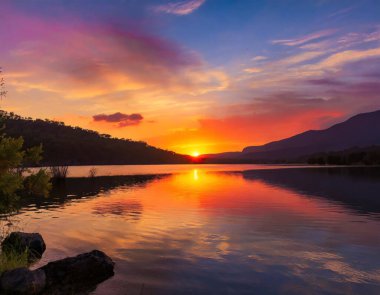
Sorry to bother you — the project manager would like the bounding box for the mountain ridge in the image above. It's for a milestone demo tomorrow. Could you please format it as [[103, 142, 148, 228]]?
[[205, 109, 380, 162]]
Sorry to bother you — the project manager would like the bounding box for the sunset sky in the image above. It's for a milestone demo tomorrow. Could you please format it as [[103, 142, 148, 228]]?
[[1, 0, 380, 155]]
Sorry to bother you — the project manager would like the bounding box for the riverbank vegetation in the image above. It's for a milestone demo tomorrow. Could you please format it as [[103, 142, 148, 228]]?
[[0, 70, 51, 274], [0, 117, 51, 202], [307, 146, 380, 165]]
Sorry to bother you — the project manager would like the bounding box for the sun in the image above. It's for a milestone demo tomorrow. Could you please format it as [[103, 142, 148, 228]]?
[[192, 151, 200, 157]]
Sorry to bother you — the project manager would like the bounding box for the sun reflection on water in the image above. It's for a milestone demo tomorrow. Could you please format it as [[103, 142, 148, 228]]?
[[193, 169, 199, 181], [14, 168, 380, 295]]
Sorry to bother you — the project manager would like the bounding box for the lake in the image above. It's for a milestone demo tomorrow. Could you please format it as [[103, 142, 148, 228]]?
[[6, 165, 380, 294]]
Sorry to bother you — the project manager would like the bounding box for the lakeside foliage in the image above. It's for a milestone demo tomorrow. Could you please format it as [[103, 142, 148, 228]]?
[[0, 123, 50, 274], [0, 248, 29, 274], [0, 70, 51, 274], [0, 116, 51, 204], [198, 146, 380, 165], [307, 146, 380, 165]]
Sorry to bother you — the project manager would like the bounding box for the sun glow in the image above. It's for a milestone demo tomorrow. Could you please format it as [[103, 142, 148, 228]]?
[[192, 151, 200, 157]]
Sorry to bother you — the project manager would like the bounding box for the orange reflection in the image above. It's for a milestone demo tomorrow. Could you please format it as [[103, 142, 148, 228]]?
[[19, 168, 380, 292], [193, 169, 199, 181]]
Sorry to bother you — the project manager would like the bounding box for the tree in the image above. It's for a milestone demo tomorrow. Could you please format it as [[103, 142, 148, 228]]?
[[0, 68, 7, 103], [0, 69, 51, 210]]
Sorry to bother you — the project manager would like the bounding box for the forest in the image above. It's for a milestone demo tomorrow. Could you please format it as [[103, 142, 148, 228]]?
[[307, 146, 380, 165], [1, 111, 190, 166]]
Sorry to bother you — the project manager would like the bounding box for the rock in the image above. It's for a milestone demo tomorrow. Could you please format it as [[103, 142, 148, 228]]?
[[1, 232, 46, 260], [0, 249, 114, 294], [41, 250, 115, 294], [0, 267, 46, 294]]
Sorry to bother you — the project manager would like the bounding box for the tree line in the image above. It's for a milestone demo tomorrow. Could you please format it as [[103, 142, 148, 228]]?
[[307, 146, 380, 165], [1, 110, 190, 165]]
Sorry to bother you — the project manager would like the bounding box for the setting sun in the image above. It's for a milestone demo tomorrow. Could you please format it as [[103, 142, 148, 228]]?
[[192, 151, 200, 157], [1, 1, 380, 294]]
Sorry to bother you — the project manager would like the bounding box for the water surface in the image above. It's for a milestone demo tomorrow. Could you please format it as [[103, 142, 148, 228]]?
[[7, 165, 380, 294]]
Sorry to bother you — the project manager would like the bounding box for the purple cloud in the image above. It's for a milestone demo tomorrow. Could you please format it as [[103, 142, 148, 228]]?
[[93, 112, 143, 127], [307, 78, 346, 86]]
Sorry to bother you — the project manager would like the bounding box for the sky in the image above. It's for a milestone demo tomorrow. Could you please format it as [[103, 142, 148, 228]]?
[[1, 0, 380, 155]]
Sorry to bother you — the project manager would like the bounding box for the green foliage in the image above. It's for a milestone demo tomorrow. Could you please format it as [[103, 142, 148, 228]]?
[[24, 169, 52, 197], [0, 172, 23, 200], [24, 144, 43, 166], [0, 247, 29, 274], [0, 70, 51, 201], [0, 68, 7, 102], [0, 70, 48, 274], [0, 136, 24, 171], [0, 136, 25, 199], [0, 133, 50, 199]]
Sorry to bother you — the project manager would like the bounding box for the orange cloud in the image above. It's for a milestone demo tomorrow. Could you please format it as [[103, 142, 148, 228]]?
[[147, 79, 380, 154], [315, 47, 380, 71], [2, 7, 380, 157]]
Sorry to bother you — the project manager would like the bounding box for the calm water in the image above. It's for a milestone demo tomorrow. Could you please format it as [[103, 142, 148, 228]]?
[[7, 165, 380, 294]]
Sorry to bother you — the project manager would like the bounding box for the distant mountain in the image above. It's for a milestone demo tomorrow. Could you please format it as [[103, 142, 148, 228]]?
[[1, 111, 190, 165], [204, 110, 380, 163]]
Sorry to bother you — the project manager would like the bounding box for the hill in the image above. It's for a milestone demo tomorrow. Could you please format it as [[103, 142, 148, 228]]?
[[204, 109, 380, 163], [1, 111, 190, 165]]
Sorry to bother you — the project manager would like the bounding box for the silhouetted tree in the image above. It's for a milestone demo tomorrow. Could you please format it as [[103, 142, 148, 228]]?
[[0, 69, 51, 205]]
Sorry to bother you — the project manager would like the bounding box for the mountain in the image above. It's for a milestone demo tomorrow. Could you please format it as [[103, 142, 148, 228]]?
[[204, 110, 380, 163], [1, 111, 190, 165]]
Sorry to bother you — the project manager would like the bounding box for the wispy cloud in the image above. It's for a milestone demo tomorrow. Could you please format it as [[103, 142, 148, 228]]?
[[277, 51, 325, 66], [243, 67, 262, 74], [272, 29, 337, 47], [314, 47, 380, 71], [337, 27, 380, 47], [251, 56, 267, 62], [155, 0, 206, 15], [328, 6, 355, 18]]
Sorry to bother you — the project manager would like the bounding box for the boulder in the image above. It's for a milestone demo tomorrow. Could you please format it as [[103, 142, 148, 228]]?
[[0, 267, 46, 294], [41, 250, 115, 294], [0, 247, 114, 294], [1, 232, 46, 260]]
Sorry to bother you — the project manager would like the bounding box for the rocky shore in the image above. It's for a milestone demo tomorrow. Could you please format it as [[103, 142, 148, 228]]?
[[0, 232, 115, 294]]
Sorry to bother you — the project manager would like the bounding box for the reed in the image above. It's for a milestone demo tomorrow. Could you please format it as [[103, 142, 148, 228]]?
[[0, 248, 29, 274], [49, 166, 69, 179], [88, 167, 97, 178]]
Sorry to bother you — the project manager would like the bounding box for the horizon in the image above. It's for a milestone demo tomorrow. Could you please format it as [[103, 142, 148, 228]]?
[[1, 0, 380, 156]]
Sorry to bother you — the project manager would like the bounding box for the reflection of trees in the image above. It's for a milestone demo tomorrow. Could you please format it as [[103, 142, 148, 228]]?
[[92, 200, 143, 220], [243, 167, 380, 215], [18, 175, 167, 211]]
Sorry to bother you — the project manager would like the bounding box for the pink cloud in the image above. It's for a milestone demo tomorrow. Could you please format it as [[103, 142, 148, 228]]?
[[154, 0, 206, 15], [1, 7, 226, 99]]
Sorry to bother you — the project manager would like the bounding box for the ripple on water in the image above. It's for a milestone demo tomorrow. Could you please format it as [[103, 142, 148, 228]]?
[[11, 167, 380, 295]]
